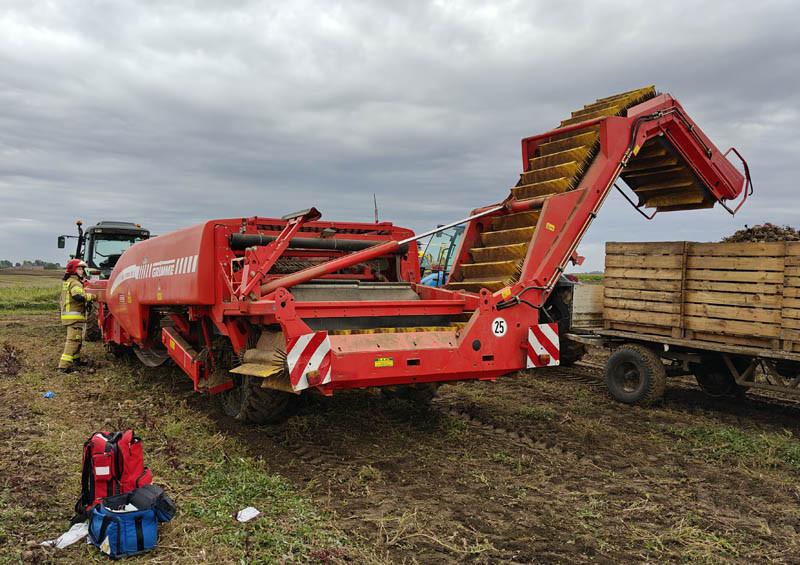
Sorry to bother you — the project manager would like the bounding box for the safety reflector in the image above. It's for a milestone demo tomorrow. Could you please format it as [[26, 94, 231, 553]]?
[[526, 323, 560, 368], [286, 332, 332, 391]]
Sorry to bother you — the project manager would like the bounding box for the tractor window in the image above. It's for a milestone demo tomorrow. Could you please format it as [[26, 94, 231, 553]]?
[[420, 226, 464, 276], [88, 235, 146, 270]]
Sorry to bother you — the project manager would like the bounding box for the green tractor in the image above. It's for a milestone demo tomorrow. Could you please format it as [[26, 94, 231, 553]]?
[[58, 220, 150, 341], [58, 220, 150, 280]]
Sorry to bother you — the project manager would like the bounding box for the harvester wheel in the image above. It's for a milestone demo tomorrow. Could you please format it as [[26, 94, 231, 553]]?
[[605, 343, 666, 405], [105, 342, 130, 360], [219, 376, 298, 424], [382, 383, 439, 404], [133, 345, 169, 367]]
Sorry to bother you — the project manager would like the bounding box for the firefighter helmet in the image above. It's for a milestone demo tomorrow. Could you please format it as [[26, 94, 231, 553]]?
[[65, 259, 88, 275]]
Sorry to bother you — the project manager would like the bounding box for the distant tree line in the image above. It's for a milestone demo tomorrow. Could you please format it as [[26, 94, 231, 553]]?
[[0, 259, 63, 269]]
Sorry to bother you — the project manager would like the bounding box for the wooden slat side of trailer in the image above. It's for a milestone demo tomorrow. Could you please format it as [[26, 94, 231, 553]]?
[[603, 241, 798, 351]]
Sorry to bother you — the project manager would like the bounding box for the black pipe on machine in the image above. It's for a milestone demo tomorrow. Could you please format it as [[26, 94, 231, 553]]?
[[229, 234, 409, 253]]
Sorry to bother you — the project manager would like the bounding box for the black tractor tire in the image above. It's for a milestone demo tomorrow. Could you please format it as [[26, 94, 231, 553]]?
[[83, 305, 101, 342], [605, 343, 667, 405], [692, 355, 749, 398], [219, 376, 299, 424], [382, 383, 439, 404], [105, 342, 131, 360]]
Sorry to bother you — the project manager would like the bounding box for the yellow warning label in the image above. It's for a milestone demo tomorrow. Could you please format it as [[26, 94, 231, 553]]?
[[169, 339, 176, 350], [633, 144, 641, 156], [374, 357, 394, 368], [546, 222, 556, 232], [501, 287, 512, 299]]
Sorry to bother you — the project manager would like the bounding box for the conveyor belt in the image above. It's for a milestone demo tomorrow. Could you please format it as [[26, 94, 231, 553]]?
[[446, 85, 713, 294]]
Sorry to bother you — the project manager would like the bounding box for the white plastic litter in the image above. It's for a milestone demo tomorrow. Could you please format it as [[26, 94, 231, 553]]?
[[40, 521, 89, 549], [236, 506, 261, 522]]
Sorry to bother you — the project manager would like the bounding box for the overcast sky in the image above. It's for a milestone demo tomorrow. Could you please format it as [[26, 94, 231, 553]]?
[[1, 1, 798, 270]]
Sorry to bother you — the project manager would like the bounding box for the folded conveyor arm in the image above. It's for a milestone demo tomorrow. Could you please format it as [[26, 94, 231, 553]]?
[[446, 87, 751, 306]]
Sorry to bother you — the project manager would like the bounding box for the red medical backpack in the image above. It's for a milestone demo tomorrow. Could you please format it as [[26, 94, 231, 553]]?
[[74, 430, 153, 520]]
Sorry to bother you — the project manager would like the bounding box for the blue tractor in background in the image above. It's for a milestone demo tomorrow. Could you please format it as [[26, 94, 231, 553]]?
[[419, 225, 465, 287], [418, 223, 586, 365]]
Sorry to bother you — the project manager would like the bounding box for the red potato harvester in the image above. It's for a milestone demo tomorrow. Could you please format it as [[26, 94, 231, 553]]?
[[86, 86, 751, 423]]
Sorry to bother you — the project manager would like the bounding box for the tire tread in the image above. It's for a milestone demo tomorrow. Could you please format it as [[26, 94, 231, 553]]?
[[224, 377, 297, 424], [605, 343, 666, 405]]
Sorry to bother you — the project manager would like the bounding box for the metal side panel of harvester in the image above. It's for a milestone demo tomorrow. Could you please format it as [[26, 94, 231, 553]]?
[[97, 86, 751, 423]]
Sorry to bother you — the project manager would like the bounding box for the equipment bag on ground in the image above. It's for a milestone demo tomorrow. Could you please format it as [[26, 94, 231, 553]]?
[[88, 485, 175, 559], [105, 484, 177, 523], [88, 503, 158, 559], [74, 429, 153, 521]]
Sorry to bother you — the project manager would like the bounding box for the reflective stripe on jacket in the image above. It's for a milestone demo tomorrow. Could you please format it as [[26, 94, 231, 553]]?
[[60, 276, 88, 324]]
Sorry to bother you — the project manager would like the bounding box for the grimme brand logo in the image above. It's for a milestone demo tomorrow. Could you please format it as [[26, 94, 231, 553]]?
[[109, 255, 198, 295]]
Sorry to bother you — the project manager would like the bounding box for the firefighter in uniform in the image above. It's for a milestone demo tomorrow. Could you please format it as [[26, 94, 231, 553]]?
[[58, 259, 96, 372]]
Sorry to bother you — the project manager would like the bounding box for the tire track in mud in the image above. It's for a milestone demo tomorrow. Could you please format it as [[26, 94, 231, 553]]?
[[429, 396, 593, 466], [240, 391, 606, 563], [215, 362, 800, 563]]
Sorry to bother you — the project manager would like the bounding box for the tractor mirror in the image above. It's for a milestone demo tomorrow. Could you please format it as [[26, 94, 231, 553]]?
[[57, 236, 65, 249]]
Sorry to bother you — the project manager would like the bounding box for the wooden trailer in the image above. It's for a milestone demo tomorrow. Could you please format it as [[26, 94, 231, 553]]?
[[568, 241, 800, 404]]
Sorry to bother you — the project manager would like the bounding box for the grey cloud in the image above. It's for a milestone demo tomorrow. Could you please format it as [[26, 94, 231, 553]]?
[[0, 0, 798, 271]]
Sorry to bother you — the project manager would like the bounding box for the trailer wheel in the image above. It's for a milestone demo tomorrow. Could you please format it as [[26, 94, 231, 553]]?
[[605, 344, 666, 405], [775, 360, 800, 380], [219, 376, 298, 424], [692, 356, 749, 398], [382, 383, 439, 404]]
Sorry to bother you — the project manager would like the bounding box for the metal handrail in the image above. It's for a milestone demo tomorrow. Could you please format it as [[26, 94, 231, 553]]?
[[721, 146, 753, 215]]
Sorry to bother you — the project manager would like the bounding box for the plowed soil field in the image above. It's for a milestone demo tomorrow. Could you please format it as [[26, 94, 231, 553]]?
[[2, 313, 800, 563]]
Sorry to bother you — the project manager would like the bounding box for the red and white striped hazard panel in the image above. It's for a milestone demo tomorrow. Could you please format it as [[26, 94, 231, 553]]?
[[526, 323, 560, 368], [286, 332, 332, 391]]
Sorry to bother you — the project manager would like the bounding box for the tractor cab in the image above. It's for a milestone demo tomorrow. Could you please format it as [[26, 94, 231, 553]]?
[[419, 224, 464, 287], [58, 220, 150, 279]]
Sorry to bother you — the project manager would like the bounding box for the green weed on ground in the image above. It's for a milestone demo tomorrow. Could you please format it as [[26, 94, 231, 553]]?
[[0, 285, 59, 312], [639, 514, 738, 562], [519, 405, 557, 423], [185, 457, 350, 562], [665, 424, 800, 471], [0, 319, 380, 564], [575, 273, 603, 284]]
